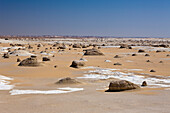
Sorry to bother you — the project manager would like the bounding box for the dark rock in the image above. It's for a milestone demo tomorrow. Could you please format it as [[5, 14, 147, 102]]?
[[113, 62, 122, 65], [138, 49, 145, 53], [42, 57, 50, 61], [145, 54, 150, 56], [28, 45, 33, 49], [159, 44, 169, 48], [17, 58, 21, 62], [146, 60, 150, 62], [150, 69, 156, 72], [82, 45, 88, 48], [141, 81, 147, 86], [156, 50, 162, 53], [159, 61, 163, 63], [107, 80, 140, 92], [114, 55, 121, 58], [37, 44, 43, 47], [31, 55, 37, 58], [132, 54, 137, 56], [58, 44, 66, 49], [70, 60, 85, 68], [3, 53, 9, 58]]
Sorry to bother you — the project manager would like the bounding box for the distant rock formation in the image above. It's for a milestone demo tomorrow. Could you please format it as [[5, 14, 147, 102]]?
[[72, 44, 81, 48], [83, 48, 104, 55], [119, 44, 132, 49]]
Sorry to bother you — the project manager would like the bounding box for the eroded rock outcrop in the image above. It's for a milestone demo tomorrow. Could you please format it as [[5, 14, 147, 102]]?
[[83, 48, 104, 55], [107, 80, 140, 92]]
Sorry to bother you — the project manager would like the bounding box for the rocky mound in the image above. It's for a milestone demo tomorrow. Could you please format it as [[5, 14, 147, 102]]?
[[83, 48, 104, 55], [18, 57, 41, 67], [107, 80, 140, 92], [56, 77, 80, 84], [70, 60, 85, 68]]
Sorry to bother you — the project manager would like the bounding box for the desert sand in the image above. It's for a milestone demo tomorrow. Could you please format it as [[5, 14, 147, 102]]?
[[0, 37, 170, 113]]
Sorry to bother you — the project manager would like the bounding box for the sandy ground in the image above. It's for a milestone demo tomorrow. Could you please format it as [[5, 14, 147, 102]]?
[[0, 38, 170, 113]]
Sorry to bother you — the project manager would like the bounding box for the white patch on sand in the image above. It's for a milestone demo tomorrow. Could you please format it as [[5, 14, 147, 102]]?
[[124, 69, 143, 71], [0, 46, 26, 55], [160, 58, 170, 60], [0, 39, 13, 43], [126, 60, 133, 62], [81, 66, 99, 69], [72, 52, 84, 55], [133, 46, 170, 52], [81, 66, 119, 70], [104, 60, 111, 62], [50, 51, 56, 53], [40, 52, 53, 56], [101, 46, 120, 48], [0, 75, 14, 90], [10, 87, 84, 95], [79, 67, 170, 88], [9, 50, 34, 56]]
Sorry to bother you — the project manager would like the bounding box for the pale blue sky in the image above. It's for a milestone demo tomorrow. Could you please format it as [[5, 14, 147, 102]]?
[[0, 0, 170, 37]]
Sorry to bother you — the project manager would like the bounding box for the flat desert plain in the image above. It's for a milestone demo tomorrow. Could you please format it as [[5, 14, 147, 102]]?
[[0, 37, 170, 113]]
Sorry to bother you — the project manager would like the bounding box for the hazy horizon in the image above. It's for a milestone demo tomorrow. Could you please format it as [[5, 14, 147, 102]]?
[[0, 0, 170, 37]]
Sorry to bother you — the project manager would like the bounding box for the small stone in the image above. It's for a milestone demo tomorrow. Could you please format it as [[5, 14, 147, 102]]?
[[42, 57, 50, 61], [114, 55, 121, 58], [113, 62, 122, 65], [146, 60, 150, 62], [17, 58, 21, 62], [141, 81, 147, 86], [150, 69, 156, 72], [3, 53, 9, 58], [132, 54, 137, 56], [138, 49, 145, 53], [145, 54, 150, 56], [159, 61, 163, 63]]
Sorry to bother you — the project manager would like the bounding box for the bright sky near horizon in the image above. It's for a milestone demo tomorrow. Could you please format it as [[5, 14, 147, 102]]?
[[0, 0, 170, 37]]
